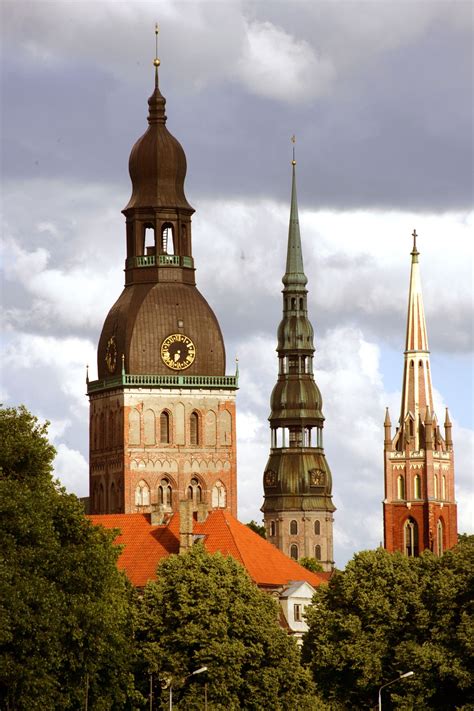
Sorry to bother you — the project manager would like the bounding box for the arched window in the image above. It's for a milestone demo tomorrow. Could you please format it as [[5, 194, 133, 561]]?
[[290, 544, 298, 560], [404, 518, 419, 557], [135, 480, 150, 507], [270, 521, 276, 537], [161, 223, 174, 255], [187, 477, 202, 503], [437, 519, 444, 556], [98, 482, 105, 513], [314, 520, 321, 535], [290, 520, 298, 535], [211, 480, 226, 508], [144, 225, 155, 255], [159, 478, 172, 508], [397, 475, 405, 500], [433, 473, 438, 499], [413, 474, 421, 499], [442, 475, 447, 500], [315, 544, 321, 560], [299, 297, 303, 310], [160, 411, 170, 444], [190, 412, 199, 445]]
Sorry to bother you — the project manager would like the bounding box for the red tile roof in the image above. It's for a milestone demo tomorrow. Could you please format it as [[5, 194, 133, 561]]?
[[88, 509, 325, 589]]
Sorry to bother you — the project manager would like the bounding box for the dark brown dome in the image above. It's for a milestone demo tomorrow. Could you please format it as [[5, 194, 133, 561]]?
[[97, 282, 225, 378], [123, 82, 193, 212]]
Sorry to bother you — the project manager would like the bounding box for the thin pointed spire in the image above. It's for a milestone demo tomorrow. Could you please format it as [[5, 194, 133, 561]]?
[[384, 407, 391, 426], [283, 136, 307, 288], [148, 23, 166, 124]]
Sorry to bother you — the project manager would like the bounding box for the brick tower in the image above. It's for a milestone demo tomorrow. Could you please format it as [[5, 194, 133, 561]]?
[[87, 35, 237, 517], [261, 154, 335, 572], [383, 231, 457, 555]]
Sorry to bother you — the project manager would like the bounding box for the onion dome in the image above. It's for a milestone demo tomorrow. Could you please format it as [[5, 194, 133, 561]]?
[[124, 65, 193, 212]]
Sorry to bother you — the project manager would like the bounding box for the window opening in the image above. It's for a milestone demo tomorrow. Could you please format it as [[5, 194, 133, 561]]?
[[144, 225, 155, 256], [270, 521, 276, 537], [414, 474, 421, 499], [160, 411, 170, 444], [190, 412, 199, 445], [315, 544, 321, 560], [404, 518, 419, 557], [290, 520, 298, 535], [161, 223, 174, 255], [397, 475, 405, 500], [290, 544, 298, 560], [314, 520, 320, 536], [294, 604, 302, 622]]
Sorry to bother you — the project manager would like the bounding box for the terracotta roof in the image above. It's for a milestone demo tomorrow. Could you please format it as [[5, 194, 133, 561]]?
[[88, 509, 325, 589]]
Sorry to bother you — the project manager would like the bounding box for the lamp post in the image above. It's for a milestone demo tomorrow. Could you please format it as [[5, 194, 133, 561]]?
[[378, 671, 414, 711], [169, 666, 208, 711]]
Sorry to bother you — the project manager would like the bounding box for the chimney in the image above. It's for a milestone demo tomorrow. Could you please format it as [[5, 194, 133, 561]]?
[[179, 499, 194, 554]]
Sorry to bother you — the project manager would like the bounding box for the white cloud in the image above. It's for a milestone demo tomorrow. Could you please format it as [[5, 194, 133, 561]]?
[[53, 443, 89, 498], [237, 20, 335, 102]]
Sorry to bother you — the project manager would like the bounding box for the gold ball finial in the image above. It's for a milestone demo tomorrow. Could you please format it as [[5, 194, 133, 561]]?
[[291, 134, 296, 165], [153, 58, 160, 67]]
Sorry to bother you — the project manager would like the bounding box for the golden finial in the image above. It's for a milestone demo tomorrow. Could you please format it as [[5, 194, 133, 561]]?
[[86, 364, 89, 385], [153, 23, 160, 68], [291, 134, 296, 165]]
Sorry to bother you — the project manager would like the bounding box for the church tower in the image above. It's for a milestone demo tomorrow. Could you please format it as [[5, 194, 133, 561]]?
[[383, 231, 457, 556], [87, 33, 237, 518], [261, 154, 335, 572]]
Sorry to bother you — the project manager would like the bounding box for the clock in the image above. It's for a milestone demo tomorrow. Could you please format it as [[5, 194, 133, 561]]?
[[105, 336, 117, 373], [161, 333, 196, 371]]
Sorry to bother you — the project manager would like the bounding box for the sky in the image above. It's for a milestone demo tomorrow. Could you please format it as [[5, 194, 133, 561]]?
[[1, 0, 473, 567]]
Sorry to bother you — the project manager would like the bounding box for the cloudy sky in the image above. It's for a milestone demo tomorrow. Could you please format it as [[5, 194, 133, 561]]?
[[1, 0, 472, 566]]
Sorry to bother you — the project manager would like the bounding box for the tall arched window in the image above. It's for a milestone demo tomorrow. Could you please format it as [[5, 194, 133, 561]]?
[[187, 477, 202, 503], [314, 520, 321, 535], [442, 475, 447, 500], [404, 518, 419, 557], [290, 544, 298, 560], [159, 478, 172, 508], [315, 545, 321, 560], [160, 411, 170, 444], [413, 474, 421, 499], [161, 223, 174, 255], [135, 480, 150, 507], [397, 475, 405, 500], [190, 412, 199, 445], [433, 473, 438, 499], [211, 481, 226, 508], [144, 225, 155, 255], [437, 519, 444, 556], [290, 520, 298, 535], [270, 521, 276, 537]]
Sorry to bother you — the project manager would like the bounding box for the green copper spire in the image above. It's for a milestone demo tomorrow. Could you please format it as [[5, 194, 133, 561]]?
[[283, 160, 308, 289]]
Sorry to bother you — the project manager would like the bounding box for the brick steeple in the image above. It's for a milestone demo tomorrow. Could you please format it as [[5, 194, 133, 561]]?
[[262, 155, 335, 572], [383, 232, 457, 557]]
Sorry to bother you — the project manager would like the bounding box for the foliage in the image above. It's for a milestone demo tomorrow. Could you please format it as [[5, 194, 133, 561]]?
[[245, 519, 267, 538], [135, 544, 318, 710], [302, 542, 474, 710], [299, 556, 324, 573], [0, 405, 137, 710]]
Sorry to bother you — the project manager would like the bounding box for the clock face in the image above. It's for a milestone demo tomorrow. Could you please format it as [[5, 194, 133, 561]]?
[[161, 333, 196, 371], [105, 336, 117, 373]]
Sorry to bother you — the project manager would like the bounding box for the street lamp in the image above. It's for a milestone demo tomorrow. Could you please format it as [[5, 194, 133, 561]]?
[[378, 671, 414, 711], [169, 666, 208, 711]]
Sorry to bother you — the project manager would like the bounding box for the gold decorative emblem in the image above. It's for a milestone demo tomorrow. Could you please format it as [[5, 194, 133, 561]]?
[[161, 333, 196, 371], [105, 336, 117, 373], [309, 468, 325, 486], [265, 470, 277, 486]]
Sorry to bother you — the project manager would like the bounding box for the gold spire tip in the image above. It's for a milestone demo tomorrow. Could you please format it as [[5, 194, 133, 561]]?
[[291, 134, 296, 165], [153, 22, 160, 67]]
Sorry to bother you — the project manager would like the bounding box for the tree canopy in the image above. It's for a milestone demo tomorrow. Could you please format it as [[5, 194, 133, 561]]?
[[135, 544, 317, 710], [0, 405, 136, 710], [302, 541, 474, 710]]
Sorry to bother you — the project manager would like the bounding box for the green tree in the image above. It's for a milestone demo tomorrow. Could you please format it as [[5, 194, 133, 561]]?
[[135, 544, 318, 710], [299, 556, 324, 573], [0, 405, 137, 710], [302, 543, 474, 710], [245, 519, 266, 538]]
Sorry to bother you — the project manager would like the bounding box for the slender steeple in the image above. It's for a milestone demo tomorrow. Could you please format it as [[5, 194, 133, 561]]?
[[262, 145, 335, 572], [398, 230, 434, 444], [383, 232, 457, 558]]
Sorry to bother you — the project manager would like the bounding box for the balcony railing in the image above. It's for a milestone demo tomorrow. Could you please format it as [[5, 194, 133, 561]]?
[[125, 255, 194, 269], [87, 372, 238, 394]]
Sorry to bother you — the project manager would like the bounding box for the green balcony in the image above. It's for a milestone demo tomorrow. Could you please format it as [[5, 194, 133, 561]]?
[[125, 255, 194, 269], [87, 372, 238, 394]]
